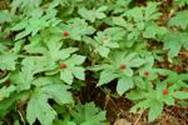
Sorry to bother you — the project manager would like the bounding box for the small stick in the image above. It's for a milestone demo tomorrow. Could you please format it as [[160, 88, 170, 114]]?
[[133, 111, 144, 125]]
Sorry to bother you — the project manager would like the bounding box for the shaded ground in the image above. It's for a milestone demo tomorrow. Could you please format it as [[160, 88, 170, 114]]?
[[76, 76, 188, 125]]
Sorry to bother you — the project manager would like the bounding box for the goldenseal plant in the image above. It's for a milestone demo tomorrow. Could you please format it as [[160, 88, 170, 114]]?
[[0, 0, 188, 124]]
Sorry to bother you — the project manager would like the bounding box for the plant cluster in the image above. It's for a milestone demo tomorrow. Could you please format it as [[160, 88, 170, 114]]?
[[0, 0, 188, 124]]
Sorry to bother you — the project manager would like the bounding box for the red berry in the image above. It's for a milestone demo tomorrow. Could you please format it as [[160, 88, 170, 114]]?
[[119, 64, 126, 70], [63, 31, 69, 37], [162, 89, 168, 95], [175, 65, 184, 73], [59, 63, 67, 69], [144, 71, 149, 77]]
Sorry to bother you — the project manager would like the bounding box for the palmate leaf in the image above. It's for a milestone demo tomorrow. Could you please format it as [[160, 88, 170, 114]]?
[[129, 99, 164, 122], [24, 35, 48, 54], [61, 18, 95, 41], [144, 2, 161, 21], [0, 53, 18, 71], [78, 6, 107, 23], [123, 2, 160, 22], [94, 27, 125, 57], [41, 84, 74, 105], [27, 81, 73, 125], [11, 56, 56, 91], [46, 37, 78, 61], [162, 32, 188, 58], [168, 10, 188, 29], [96, 51, 146, 87], [12, 7, 60, 40], [71, 102, 106, 125], [11, 0, 42, 14], [60, 54, 86, 85], [143, 23, 167, 39], [27, 91, 56, 125]]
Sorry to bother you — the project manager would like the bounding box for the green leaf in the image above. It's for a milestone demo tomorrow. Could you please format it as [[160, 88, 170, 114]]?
[[128, 57, 145, 68], [27, 82, 73, 125], [46, 37, 78, 61], [112, 17, 127, 28], [26, 91, 57, 125], [164, 96, 175, 105], [130, 100, 151, 113], [174, 91, 188, 99], [97, 46, 110, 57], [98, 70, 119, 86], [54, 120, 76, 125], [94, 27, 124, 57], [65, 55, 86, 66], [72, 67, 85, 80], [13, 69, 33, 91], [41, 84, 73, 104], [59, 54, 85, 84], [24, 35, 48, 54], [58, 48, 78, 60], [13, 56, 56, 91], [143, 23, 167, 39], [12, 9, 60, 40], [148, 101, 163, 122], [162, 32, 188, 58], [144, 2, 161, 21], [0, 10, 12, 23], [60, 69, 74, 85], [78, 6, 106, 23], [0, 53, 18, 71], [168, 10, 188, 29], [0, 96, 16, 118], [133, 77, 147, 89], [175, 0, 188, 6], [127, 89, 147, 100], [117, 77, 134, 96], [0, 86, 16, 101], [71, 102, 106, 125], [62, 18, 95, 41]]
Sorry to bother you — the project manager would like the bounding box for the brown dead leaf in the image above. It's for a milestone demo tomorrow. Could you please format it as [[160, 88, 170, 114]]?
[[114, 119, 131, 125]]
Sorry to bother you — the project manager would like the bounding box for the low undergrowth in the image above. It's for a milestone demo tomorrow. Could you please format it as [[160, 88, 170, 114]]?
[[0, 0, 188, 125]]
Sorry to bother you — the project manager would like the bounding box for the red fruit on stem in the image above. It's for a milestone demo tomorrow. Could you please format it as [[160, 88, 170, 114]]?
[[144, 71, 149, 77], [59, 63, 67, 69], [119, 64, 126, 70], [63, 31, 69, 37], [175, 65, 183, 73], [163, 89, 168, 95]]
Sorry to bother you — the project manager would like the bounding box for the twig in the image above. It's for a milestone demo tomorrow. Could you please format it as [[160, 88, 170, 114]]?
[[17, 110, 25, 125], [133, 111, 144, 125]]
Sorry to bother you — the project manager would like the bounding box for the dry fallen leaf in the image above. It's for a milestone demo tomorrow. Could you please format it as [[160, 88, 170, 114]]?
[[114, 118, 131, 125]]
